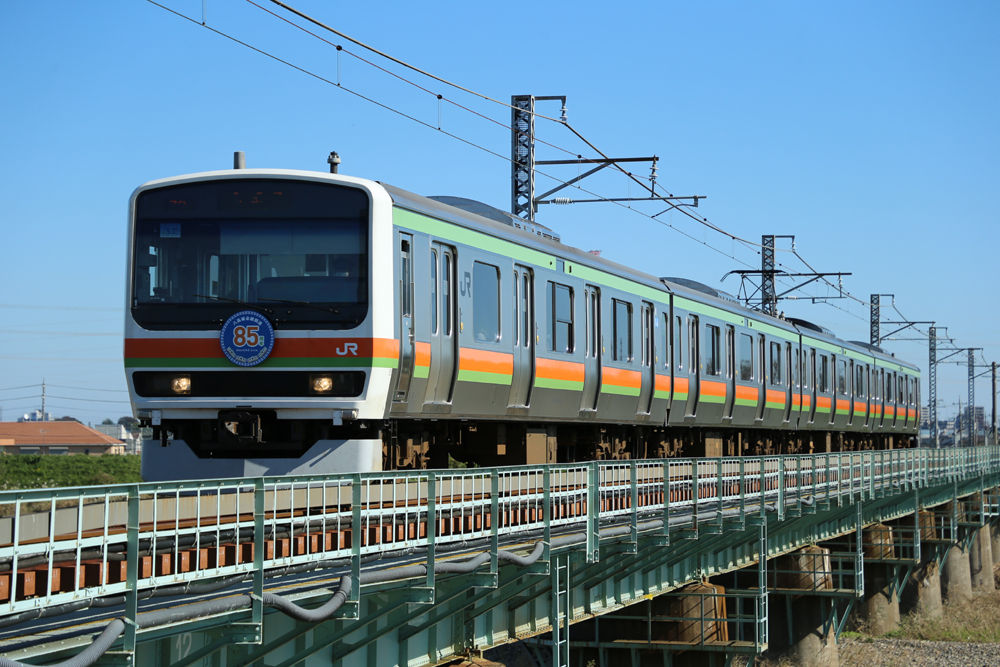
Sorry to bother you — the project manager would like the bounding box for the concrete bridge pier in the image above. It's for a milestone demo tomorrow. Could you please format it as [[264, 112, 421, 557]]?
[[991, 523, 1000, 567], [970, 525, 995, 592], [901, 559, 943, 619], [852, 524, 900, 635], [767, 546, 839, 667], [942, 543, 973, 603]]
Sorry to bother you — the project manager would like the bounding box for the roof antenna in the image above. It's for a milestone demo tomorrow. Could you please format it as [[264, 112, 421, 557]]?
[[233, 151, 246, 169], [328, 151, 341, 174]]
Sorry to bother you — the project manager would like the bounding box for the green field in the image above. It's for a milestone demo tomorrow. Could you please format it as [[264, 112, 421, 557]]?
[[0, 454, 142, 490]]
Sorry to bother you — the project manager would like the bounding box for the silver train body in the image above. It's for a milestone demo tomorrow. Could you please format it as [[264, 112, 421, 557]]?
[[125, 168, 920, 481]]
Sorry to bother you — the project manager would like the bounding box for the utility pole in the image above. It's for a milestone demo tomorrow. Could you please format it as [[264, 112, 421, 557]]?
[[870, 294, 881, 347], [992, 362, 997, 445], [929, 327, 938, 447], [969, 349, 975, 446], [762, 235, 777, 316], [509, 94, 702, 222], [41, 378, 46, 422], [725, 235, 850, 315]]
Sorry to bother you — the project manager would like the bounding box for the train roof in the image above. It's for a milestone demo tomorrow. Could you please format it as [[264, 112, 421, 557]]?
[[380, 180, 919, 373]]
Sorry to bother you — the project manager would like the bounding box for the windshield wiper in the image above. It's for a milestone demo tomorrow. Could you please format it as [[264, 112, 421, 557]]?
[[192, 294, 277, 318]]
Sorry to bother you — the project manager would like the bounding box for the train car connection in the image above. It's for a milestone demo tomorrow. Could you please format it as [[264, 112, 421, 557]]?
[[125, 157, 920, 481]]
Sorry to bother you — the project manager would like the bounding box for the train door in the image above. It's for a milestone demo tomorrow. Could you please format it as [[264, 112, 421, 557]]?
[[685, 315, 700, 417], [755, 335, 766, 421], [426, 243, 457, 405], [393, 234, 415, 403], [580, 286, 601, 412], [637, 302, 655, 415], [509, 265, 534, 408], [724, 325, 735, 420]]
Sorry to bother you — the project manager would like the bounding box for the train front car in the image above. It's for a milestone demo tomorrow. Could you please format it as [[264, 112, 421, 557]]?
[[125, 169, 394, 481]]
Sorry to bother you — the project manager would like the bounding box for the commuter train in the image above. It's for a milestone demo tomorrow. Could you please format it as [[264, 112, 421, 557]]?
[[125, 162, 920, 481]]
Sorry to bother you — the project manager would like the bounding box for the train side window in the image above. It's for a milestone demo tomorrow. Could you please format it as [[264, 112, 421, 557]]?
[[769, 341, 782, 386], [792, 349, 800, 387], [613, 299, 633, 361], [738, 333, 753, 381], [400, 239, 412, 317], [855, 365, 866, 398], [808, 350, 815, 390], [675, 315, 683, 370], [430, 248, 438, 334], [641, 303, 653, 367], [443, 253, 453, 335], [547, 281, 574, 353], [662, 313, 670, 369], [819, 355, 829, 392], [704, 324, 721, 375], [688, 316, 698, 370], [725, 326, 734, 378], [836, 359, 847, 395], [472, 262, 500, 342]]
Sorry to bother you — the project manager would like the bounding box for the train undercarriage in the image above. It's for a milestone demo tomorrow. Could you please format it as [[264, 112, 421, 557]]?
[[382, 419, 916, 471]]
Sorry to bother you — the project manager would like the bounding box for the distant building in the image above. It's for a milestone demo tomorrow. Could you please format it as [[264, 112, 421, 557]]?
[[93, 424, 140, 454], [18, 410, 51, 423], [0, 421, 126, 455]]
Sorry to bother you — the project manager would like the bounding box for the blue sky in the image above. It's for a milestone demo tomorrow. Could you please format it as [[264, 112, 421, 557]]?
[[1, 1, 997, 425]]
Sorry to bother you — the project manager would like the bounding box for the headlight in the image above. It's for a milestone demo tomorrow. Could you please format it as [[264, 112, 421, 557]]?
[[170, 375, 191, 395], [310, 375, 334, 394]]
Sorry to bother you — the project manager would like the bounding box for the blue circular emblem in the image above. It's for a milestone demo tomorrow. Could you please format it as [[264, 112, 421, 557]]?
[[220, 310, 275, 367]]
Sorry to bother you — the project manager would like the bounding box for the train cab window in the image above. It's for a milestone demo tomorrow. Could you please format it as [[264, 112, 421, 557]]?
[[738, 333, 753, 381], [547, 281, 574, 353], [613, 299, 633, 361], [704, 324, 721, 375], [819, 355, 829, 393], [769, 341, 782, 386], [472, 262, 500, 342], [836, 359, 847, 395]]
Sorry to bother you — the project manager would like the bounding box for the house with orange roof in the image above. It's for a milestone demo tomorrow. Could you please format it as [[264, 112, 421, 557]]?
[[0, 422, 126, 455]]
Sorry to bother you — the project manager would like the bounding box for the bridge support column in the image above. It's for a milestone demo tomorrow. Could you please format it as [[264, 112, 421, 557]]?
[[902, 559, 943, 619], [991, 523, 1000, 567], [769, 546, 839, 667], [942, 543, 973, 604], [857, 525, 899, 635], [970, 525, 995, 592]]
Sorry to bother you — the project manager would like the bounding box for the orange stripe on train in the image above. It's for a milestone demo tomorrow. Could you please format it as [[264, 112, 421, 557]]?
[[535, 357, 585, 382], [457, 348, 514, 375], [602, 366, 642, 388]]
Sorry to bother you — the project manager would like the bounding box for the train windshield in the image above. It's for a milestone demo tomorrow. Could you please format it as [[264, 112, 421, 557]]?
[[131, 179, 369, 330]]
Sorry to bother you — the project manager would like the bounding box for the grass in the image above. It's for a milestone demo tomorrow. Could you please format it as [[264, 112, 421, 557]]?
[[0, 454, 141, 491], [885, 590, 1000, 643]]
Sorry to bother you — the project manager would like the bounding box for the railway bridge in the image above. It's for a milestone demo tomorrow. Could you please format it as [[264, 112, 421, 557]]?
[[1, 447, 999, 666]]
